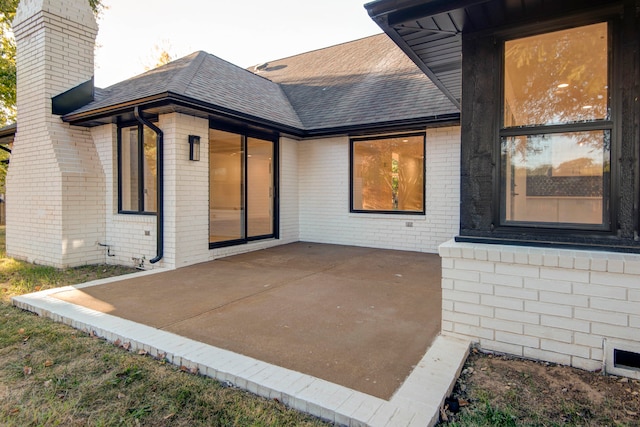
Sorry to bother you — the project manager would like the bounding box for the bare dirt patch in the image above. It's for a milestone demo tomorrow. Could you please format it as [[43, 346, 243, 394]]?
[[441, 349, 640, 426]]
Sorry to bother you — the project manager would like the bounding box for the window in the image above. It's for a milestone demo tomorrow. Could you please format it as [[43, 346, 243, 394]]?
[[501, 22, 611, 228], [351, 134, 425, 214], [209, 127, 277, 247], [118, 124, 157, 213]]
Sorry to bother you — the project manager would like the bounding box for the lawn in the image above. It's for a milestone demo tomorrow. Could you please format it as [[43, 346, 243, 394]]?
[[0, 226, 328, 426]]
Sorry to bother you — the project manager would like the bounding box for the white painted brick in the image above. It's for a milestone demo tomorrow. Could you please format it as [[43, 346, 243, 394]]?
[[495, 263, 540, 278], [540, 267, 590, 284], [525, 300, 572, 318], [590, 298, 638, 315], [481, 294, 524, 311], [494, 285, 538, 301], [539, 291, 588, 308], [496, 331, 539, 349], [442, 268, 480, 282], [452, 279, 494, 295], [524, 324, 572, 343], [480, 339, 523, 357], [455, 258, 494, 273], [523, 347, 571, 366], [442, 289, 480, 304], [524, 277, 571, 293], [480, 272, 523, 288], [454, 323, 494, 340], [592, 323, 638, 341], [630, 290, 640, 302], [574, 332, 604, 349], [495, 308, 540, 325], [454, 301, 494, 318], [540, 315, 590, 333], [574, 308, 628, 326], [541, 340, 590, 359], [573, 282, 627, 300], [442, 310, 480, 326], [591, 271, 640, 289], [571, 356, 602, 371], [630, 316, 640, 328], [481, 317, 523, 334], [590, 348, 604, 363]]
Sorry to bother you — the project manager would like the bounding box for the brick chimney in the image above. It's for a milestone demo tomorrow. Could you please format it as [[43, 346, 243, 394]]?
[[6, 0, 105, 267]]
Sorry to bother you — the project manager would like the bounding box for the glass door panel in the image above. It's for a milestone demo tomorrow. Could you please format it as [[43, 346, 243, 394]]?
[[247, 138, 274, 238], [209, 129, 244, 243]]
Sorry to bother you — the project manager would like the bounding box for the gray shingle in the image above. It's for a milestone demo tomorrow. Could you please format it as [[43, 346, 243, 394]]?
[[68, 34, 457, 131]]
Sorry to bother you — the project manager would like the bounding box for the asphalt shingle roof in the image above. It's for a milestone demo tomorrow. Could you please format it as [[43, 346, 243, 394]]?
[[68, 34, 458, 132], [251, 33, 458, 130], [72, 51, 303, 129]]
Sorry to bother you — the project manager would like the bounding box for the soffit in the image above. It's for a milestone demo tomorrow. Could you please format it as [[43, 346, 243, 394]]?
[[365, 0, 622, 110]]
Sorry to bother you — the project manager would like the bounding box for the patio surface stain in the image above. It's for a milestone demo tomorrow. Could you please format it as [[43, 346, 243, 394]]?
[[52, 242, 442, 400]]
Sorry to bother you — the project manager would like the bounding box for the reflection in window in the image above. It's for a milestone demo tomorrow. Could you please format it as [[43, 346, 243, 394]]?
[[501, 22, 610, 228], [502, 131, 609, 224], [119, 125, 157, 213], [504, 23, 608, 127], [351, 135, 424, 213]]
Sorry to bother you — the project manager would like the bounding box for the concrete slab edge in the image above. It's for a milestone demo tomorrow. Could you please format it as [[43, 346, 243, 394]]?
[[12, 291, 470, 427]]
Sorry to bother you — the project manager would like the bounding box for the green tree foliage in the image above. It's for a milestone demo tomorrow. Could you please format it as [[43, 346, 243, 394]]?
[[0, 0, 104, 126]]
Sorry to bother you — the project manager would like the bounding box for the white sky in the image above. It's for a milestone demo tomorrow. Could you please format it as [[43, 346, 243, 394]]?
[[94, 0, 382, 88]]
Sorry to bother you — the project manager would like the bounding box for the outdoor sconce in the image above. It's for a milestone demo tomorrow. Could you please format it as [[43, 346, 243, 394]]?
[[188, 135, 200, 161]]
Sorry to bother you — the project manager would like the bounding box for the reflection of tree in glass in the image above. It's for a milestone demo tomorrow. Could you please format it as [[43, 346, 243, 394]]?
[[504, 23, 608, 129], [358, 138, 423, 211]]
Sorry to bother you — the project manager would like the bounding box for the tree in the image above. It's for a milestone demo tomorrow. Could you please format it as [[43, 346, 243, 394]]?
[[0, 0, 105, 126], [143, 40, 176, 71]]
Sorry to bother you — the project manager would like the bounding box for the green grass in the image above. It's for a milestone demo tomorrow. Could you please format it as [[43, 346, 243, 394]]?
[[0, 226, 328, 426]]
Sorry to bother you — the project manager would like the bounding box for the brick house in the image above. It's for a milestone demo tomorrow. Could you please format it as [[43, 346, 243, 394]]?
[[6, 0, 640, 378], [365, 0, 640, 378], [7, 0, 460, 271]]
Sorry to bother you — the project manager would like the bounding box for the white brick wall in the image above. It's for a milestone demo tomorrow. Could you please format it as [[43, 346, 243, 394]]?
[[7, 0, 104, 268], [298, 127, 460, 253], [440, 239, 640, 373]]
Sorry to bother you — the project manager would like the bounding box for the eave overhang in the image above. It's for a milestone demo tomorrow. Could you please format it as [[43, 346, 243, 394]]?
[[62, 92, 460, 138], [364, 0, 623, 112]]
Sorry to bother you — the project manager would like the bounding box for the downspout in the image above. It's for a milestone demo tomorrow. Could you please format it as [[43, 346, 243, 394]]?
[[134, 106, 163, 264]]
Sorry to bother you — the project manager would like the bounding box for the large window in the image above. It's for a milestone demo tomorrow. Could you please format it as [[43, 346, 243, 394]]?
[[501, 22, 611, 228], [351, 134, 425, 214], [118, 124, 157, 213]]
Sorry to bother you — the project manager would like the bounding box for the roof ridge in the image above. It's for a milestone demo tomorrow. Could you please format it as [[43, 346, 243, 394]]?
[[167, 51, 208, 94], [248, 32, 385, 69]]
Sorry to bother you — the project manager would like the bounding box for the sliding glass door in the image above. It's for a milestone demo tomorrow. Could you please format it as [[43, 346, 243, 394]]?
[[209, 128, 277, 247]]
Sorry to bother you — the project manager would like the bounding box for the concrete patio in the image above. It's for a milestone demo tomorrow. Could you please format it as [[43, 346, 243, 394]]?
[[13, 242, 469, 426]]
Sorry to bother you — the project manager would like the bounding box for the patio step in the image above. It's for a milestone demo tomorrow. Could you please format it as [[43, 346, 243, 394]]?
[[13, 284, 470, 426]]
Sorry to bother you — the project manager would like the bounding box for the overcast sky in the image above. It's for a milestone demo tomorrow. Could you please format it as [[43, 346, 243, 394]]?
[[94, 0, 382, 88]]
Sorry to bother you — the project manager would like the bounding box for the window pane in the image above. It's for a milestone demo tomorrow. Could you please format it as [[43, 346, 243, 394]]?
[[352, 136, 424, 212], [143, 127, 157, 212], [121, 126, 139, 211], [247, 138, 273, 237], [210, 129, 244, 243], [502, 131, 610, 225], [504, 23, 608, 127]]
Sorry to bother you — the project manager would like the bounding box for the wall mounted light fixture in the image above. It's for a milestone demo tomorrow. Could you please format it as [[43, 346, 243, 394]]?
[[188, 135, 200, 161]]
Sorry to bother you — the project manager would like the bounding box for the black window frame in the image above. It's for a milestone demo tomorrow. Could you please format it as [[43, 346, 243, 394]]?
[[457, 3, 640, 252], [117, 121, 158, 215], [496, 19, 616, 234], [208, 122, 280, 250], [349, 132, 426, 215]]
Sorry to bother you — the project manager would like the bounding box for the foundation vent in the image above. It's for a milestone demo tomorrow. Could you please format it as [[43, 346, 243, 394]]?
[[614, 349, 640, 372], [605, 339, 640, 380]]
